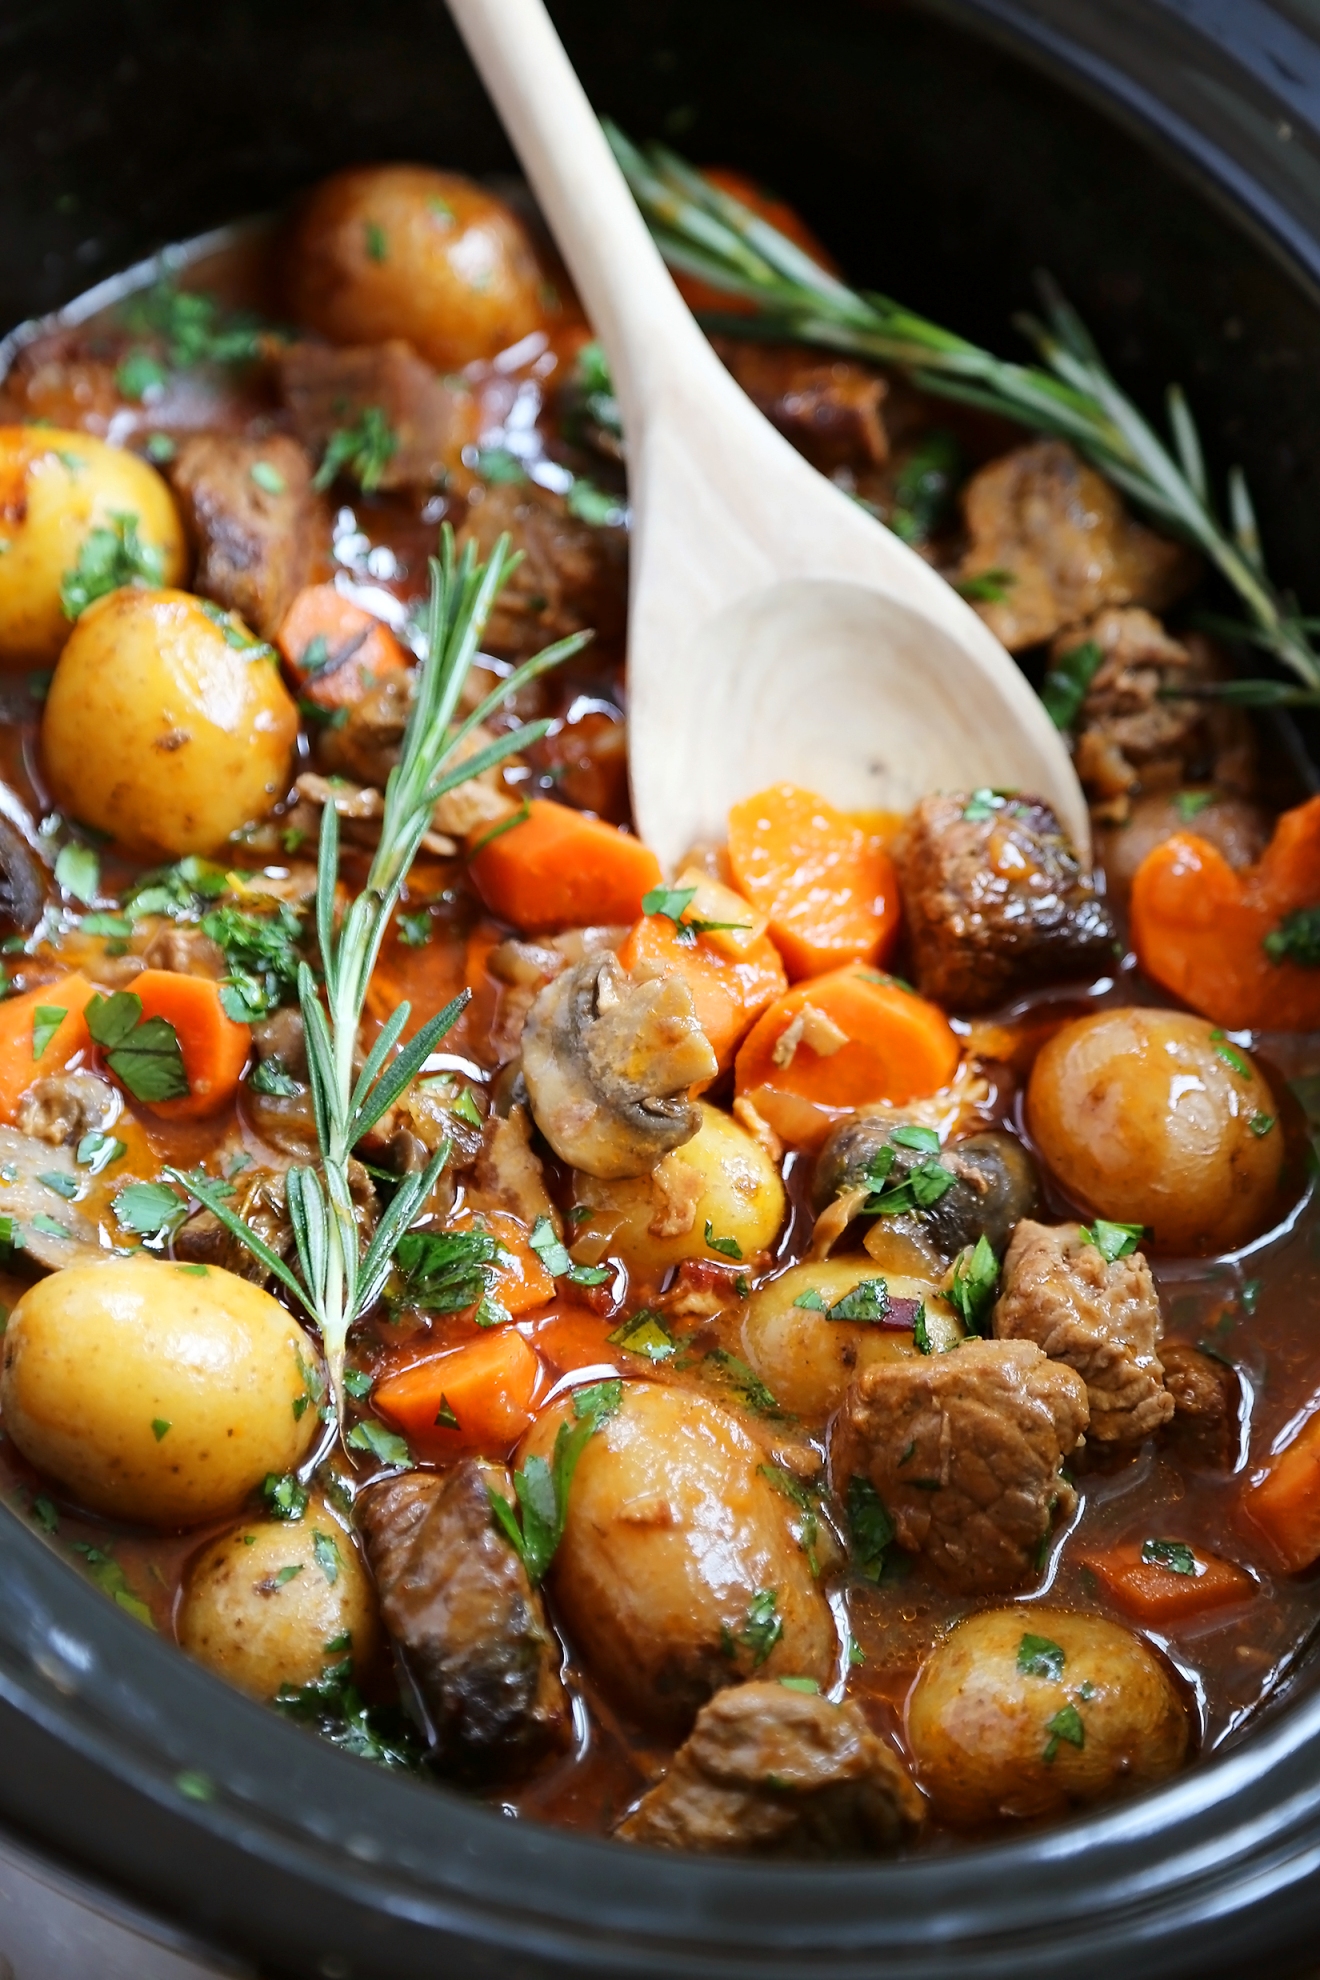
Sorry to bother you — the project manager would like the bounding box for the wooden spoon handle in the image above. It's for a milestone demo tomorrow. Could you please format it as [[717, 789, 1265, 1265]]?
[[446, 0, 708, 435]]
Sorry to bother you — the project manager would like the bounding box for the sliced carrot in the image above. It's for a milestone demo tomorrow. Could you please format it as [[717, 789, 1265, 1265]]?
[[615, 871, 786, 1079], [674, 169, 838, 317], [526, 1309, 621, 1381], [727, 783, 901, 980], [447, 1207, 556, 1316], [123, 970, 250, 1120], [1130, 794, 1320, 1031], [468, 797, 661, 934], [1082, 1541, 1255, 1621], [734, 967, 959, 1150], [275, 583, 411, 710], [1243, 1412, 1320, 1571], [0, 973, 95, 1123], [373, 1329, 541, 1458]]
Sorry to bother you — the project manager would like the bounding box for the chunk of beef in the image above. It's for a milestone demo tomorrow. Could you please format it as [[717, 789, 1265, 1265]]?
[[713, 338, 889, 473], [0, 328, 122, 432], [14, 1073, 116, 1147], [830, 1338, 1088, 1594], [168, 432, 317, 638], [993, 1220, 1172, 1446], [251, 1006, 308, 1081], [1058, 611, 1257, 816], [277, 338, 476, 489], [956, 441, 1196, 651], [455, 479, 626, 660], [359, 1463, 570, 1776], [1160, 1340, 1240, 1470], [468, 1104, 559, 1229], [141, 924, 226, 979], [616, 1680, 923, 1857], [174, 1167, 294, 1283], [895, 791, 1116, 1012]]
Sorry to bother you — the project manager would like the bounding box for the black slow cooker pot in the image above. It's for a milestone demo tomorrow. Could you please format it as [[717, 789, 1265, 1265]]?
[[3, 3, 1320, 1974]]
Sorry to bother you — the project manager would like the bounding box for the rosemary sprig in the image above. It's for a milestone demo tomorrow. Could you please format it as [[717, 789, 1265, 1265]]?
[[606, 124, 1320, 699], [170, 529, 586, 1414]]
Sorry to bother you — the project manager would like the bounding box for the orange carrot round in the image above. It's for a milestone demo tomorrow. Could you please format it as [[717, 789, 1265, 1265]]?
[[469, 798, 661, 934], [734, 966, 958, 1149], [727, 783, 901, 980], [276, 583, 411, 709], [0, 972, 95, 1123], [1082, 1541, 1255, 1622], [123, 969, 250, 1120], [1130, 795, 1320, 1031], [373, 1329, 541, 1458], [615, 909, 786, 1080]]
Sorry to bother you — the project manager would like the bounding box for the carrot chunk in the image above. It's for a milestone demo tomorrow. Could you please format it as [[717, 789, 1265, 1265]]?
[[615, 870, 787, 1078], [727, 783, 901, 980], [1243, 1412, 1320, 1571], [468, 798, 661, 934], [124, 970, 250, 1120], [0, 973, 95, 1123], [373, 1329, 541, 1459], [275, 583, 411, 710], [734, 966, 959, 1149], [1130, 794, 1320, 1031], [1082, 1540, 1255, 1621], [447, 1208, 556, 1316]]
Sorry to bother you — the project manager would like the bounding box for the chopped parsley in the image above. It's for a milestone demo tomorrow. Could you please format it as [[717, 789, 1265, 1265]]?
[[261, 1472, 309, 1520], [36, 1171, 78, 1201], [312, 1531, 343, 1584], [275, 1656, 422, 1770], [948, 1233, 999, 1335], [31, 1495, 58, 1534], [487, 1380, 621, 1583], [70, 1542, 153, 1627], [793, 1287, 827, 1311], [704, 1220, 742, 1260], [151, 1418, 171, 1441], [828, 1277, 890, 1323], [32, 1006, 67, 1059], [124, 854, 228, 920], [1040, 639, 1104, 732], [85, 990, 188, 1103], [722, 1588, 782, 1669], [391, 1227, 504, 1314], [759, 1465, 823, 1575], [1209, 1029, 1252, 1078], [77, 1132, 127, 1176], [364, 220, 388, 261], [1174, 789, 1219, 823], [640, 882, 750, 946], [1263, 906, 1320, 968], [607, 1309, 679, 1362], [120, 279, 269, 372], [1017, 1632, 1066, 1681], [113, 1179, 188, 1241], [54, 842, 99, 905], [1042, 1702, 1085, 1762], [1249, 1112, 1276, 1137], [201, 900, 304, 1020], [565, 478, 626, 527], [956, 567, 1016, 604], [856, 1142, 956, 1218], [341, 1368, 373, 1401], [846, 1474, 894, 1582], [701, 1348, 788, 1419], [889, 430, 961, 547], [397, 910, 432, 948], [961, 788, 998, 823], [912, 1301, 932, 1354], [249, 460, 287, 496], [1141, 1537, 1197, 1576], [59, 510, 166, 619], [312, 406, 398, 493], [249, 1058, 302, 1098], [528, 1214, 612, 1287], [1078, 1219, 1144, 1263], [778, 1676, 821, 1695], [434, 1396, 460, 1430], [345, 1419, 411, 1469]]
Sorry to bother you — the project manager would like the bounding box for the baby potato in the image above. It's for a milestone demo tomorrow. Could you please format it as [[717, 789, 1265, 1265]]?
[[0, 427, 187, 667], [1027, 1008, 1283, 1253], [571, 1103, 786, 1278], [906, 1605, 1189, 1827], [741, 1257, 962, 1426], [284, 165, 546, 369], [523, 1381, 835, 1733], [0, 1258, 320, 1526], [178, 1500, 379, 1701], [42, 586, 299, 856]]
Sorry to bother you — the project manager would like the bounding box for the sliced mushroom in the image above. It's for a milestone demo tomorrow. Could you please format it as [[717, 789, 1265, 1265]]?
[[0, 1125, 103, 1268], [521, 951, 718, 1179]]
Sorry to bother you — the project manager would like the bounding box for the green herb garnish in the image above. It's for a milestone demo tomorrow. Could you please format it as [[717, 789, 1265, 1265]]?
[[1041, 639, 1104, 731], [1017, 1632, 1066, 1681], [85, 989, 188, 1103], [1263, 907, 1320, 968], [1043, 1703, 1086, 1762], [722, 1588, 782, 1669], [262, 1472, 309, 1520], [1078, 1219, 1145, 1263], [201, 900, 304, 1021], [528, 1214, 612, 1286], [32, 1006, 66, 1059], [112, 1179, 188, 1241], [59, 510, 165, 619], [846, 1474, 894, 1582], [828, 1277, 890, 1323], [704, 1220, 742, 1260], [1141, 1537, 1197, 1576], [486, 1380, 621, 1583], [948, 1233, 999, 1335], [312, 1531, 343, 1583], [607, 1309, 679, 1361], [312, 407, 398, 493], [345, 1420, 411, 1469], [54, 842, 99, 904]]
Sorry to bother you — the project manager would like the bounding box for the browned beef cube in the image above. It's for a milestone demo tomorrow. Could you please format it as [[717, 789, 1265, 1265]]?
[[615, 1679, 923, 1856], [830, 1338, 1088, 1594], [168, 432, 316, 638], [1160, 1340, 1241, 1471], [714, 338, 889, 472], [993, 1220, 1172, 1446], [358, 1462, 570, 1777], [277, 338, 474, 489], [954, 440, 1197, 652], [894, 791, 1116, 1012], [455, 478, 627, 660]]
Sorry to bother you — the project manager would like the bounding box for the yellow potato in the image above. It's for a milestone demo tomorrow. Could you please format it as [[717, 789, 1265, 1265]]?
[[1027, 1008, 1283, 1253], [906, 1605, 1189, 1826], [42, 586, 299, 856], [0, 426, 187, 666], [178, 1501, 379, 1700], [523, 1381, 836, 1733], [0, 1258, 321, 1525], [741, 1257, 963, 1426], [285, 165, 546, 369], [571, 1103, 786, 1278]]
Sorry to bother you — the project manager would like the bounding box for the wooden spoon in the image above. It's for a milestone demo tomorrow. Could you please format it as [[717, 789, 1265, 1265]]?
[[447, 0, 1088, 870]]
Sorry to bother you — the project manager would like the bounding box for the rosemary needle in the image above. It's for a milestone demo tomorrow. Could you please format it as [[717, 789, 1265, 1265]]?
[[172, 528, 587, 1417]]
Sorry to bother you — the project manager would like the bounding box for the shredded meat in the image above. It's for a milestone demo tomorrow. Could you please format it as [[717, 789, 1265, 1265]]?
[[956, 441, 1196, 651], [167, 432, 318, 638], [616, 1680, 924, 1856], [713, 338, 889, 472], [993, 1220, 1172, 1446], [1160, 1340, 1241, 1471], [455, 479, 626, 659], [830, 1338, 1089, 1594], [277, 338, 476, 488], [358, 1463, 570, 1776], [14, 1073, 116, 1148], [894, 791, 1116, 1012]]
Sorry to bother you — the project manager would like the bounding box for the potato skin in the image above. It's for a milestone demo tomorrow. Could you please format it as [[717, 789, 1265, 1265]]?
[[571, 1104, 787, 1278], [42, 586, 299, 856], [1026, 1008, 1282, 1253], [523, 1381, 835, 1733], [178, 1502, 379, 1700], [0, 427, 187, 666], [741, 1257, 962, 1426], [285, 166, 546, 369], [0, 1259, 320, 1525], [906, 1605, 1189, 1826]]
